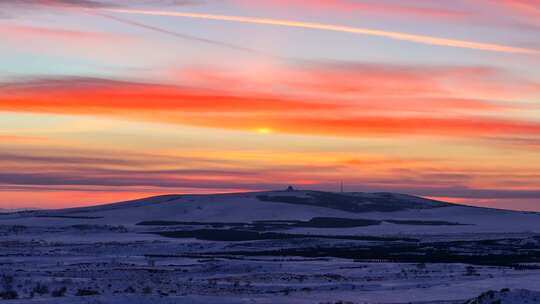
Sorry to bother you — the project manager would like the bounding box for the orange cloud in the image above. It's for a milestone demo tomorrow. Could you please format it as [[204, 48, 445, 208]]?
[[1, 141, 539, 209], [1, 76, 538, 139], [0, 78, 343, 114], [2, 60, 538, 139], [171, 114, 540, 137], [0, 135, 47, 143], [1, 69, 512, 115]]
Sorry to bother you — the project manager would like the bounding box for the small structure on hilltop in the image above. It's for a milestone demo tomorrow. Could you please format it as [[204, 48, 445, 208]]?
[[286, 185, 295, 192]]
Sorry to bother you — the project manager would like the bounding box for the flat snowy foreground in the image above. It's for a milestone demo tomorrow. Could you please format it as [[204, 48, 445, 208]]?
[[1, 191, 539, 303], [0, 234, 539, 303]]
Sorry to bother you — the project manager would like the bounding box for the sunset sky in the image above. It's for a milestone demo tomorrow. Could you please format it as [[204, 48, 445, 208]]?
[[1, 0, 539, 210]]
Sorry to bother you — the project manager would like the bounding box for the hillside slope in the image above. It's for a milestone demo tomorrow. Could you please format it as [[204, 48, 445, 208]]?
[[1, 190, 539, 235]]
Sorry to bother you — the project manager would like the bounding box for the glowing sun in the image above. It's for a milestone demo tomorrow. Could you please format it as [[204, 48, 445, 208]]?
[[255, 128, 273, 134]]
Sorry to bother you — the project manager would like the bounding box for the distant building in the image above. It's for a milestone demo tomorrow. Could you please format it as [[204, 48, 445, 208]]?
[[286, 185, 295, 192]]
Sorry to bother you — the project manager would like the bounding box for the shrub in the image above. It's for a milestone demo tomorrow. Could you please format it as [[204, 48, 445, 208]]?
[[52, 286, 67, 297], [465, 266, 478, 276], [76, 288, 99, 296], [0, 290, 18, 300], [32, 283, 49, 295], [124, 286, 135, 293], [0, 275, 14, 290], [142, 286, 152, 294]]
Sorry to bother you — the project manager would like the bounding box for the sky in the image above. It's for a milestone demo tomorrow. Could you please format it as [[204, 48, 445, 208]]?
[[0, 0, 539, 211]]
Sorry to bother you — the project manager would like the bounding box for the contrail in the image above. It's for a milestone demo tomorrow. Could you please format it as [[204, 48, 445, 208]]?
[[95, 12, 267, 56], [102, 8, 538, 55]]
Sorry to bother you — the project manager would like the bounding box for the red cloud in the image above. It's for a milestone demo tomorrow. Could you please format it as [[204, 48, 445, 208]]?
[[1, 61, 538, 139], [1, 75, 537, 139], [0, 78, 343, 113]]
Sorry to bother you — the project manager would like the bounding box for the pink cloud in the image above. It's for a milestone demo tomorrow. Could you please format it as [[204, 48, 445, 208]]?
[[232, 0, 469, 20]]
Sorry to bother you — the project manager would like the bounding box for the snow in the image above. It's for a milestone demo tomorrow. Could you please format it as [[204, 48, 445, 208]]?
[[1, 190, 539, 303], [464, 289, 540, 303], [1, 191, 539, 235]]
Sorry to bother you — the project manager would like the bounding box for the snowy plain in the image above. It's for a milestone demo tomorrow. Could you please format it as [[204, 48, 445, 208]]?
[[1, 190, 539, 303]]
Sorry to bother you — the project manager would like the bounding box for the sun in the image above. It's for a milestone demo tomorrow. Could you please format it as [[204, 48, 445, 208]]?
[[255, 127, 273, 134]]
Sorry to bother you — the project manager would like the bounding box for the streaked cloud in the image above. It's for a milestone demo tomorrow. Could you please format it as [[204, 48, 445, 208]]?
[[1, 0, 199, 9], [103, 8, 540, 54], [495, 0, 540, 26], [234, 0, 540, 30], [1, 0, 539, 210], [1, 60, 538, 139], [232, 0, 470, 20], [2, 146, 539, 209], [0, 135, 47, 142], [4, 0, 110, 8], [178, 63, 539, 101], [0, 24, 140, 64], [0, 24, 120, 41]]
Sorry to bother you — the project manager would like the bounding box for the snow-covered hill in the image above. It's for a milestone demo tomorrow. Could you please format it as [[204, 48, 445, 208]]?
[[1, 190, 539, 235], [0, 191, 540, 235]]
